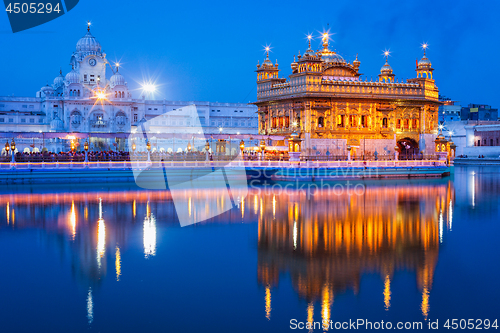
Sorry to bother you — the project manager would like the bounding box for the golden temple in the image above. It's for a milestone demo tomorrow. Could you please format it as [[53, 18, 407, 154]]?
[[255, 34, 441, 158]]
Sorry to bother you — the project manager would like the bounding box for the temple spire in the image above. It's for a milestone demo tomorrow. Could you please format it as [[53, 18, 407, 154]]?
[[87, 20, 91, 32]]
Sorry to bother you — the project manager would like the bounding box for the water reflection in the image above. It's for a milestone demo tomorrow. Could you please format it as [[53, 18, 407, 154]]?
[[257, 182, 455, 320], [0, 179, 462, 326]]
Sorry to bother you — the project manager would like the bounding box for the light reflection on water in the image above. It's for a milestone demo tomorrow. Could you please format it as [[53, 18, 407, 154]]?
[[0, 168, 499, 332]]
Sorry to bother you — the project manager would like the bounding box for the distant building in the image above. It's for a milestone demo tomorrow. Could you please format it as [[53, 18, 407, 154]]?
[[461, 104, 498, 121], [0, 23, 258, 153], [438, 96, 461, 123]]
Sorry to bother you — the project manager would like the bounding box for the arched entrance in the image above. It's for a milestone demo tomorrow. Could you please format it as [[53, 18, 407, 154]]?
[[397, 137, 420, 160]]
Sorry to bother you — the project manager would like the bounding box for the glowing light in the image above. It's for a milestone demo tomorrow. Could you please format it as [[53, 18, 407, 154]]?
[[448, 131, 453, 136], [307, 35, 312, 40], [70, 200, 76, 240], [265, 285, 272, 320], [293, 220, 297, 250], [6, 202, 9, 225], [421, 286, 430, 320], [87, 288, 93, 324], [307, 303, 314, 330], [322, 285, 332, 330], [272, 195, 276, 218], [448, 200, 453, 231], [219, 127, 223, 133], [143, 203, 157, 258], [438, 124, 444, 130], [422, 43, 429, 50], [384, 274, 391, 311], [96, 92, 106, 100], [439, 208, 443, 243], [97, 198, 106, 269], [115, 246, 121, 281], [142, 83, 156, 93]]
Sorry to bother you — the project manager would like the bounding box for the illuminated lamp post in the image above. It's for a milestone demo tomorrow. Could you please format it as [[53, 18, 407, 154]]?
[[84, 140, 89, 165], [132, 141, 136, 156], [146, 140, 151, 163], [394, 145, 399, 161], [5, 141, 10, 156], [239, 140, 245, 154], [10, 139, 16, 164], [259, 139, 266, 161], [205, 140, 210, 161], [187, 142, 192, 153], [288, 132, 302, 162]]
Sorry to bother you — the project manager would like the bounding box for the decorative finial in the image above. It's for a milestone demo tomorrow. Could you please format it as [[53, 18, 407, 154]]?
[[421, 43, 428, 56], [59, 67, 62, 75], [298, 50, 301, 57], [115, 62, 120, 72], [265, 46, 270, 59], [355, 53, 358, 60], [275, 59, 278, 66], [293, 55, 296, 62], [322, 32, 329, 50], [87, 20, 91, 32], [383, 50, 390, 63], [307, 34, 312, 49]]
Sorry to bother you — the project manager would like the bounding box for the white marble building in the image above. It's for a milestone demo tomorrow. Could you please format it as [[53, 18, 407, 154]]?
[[0, 24, 257, 152]]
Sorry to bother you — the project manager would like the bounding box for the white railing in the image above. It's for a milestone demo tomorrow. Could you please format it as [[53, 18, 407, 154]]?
[[0, 159, 447, 170]]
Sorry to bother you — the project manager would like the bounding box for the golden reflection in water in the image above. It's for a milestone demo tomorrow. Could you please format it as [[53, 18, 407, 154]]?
[[241, 197, 245, 219], [97, 198, 106, 269], [322, 285, 332, 330], [254, 195, 258, 215], [383, 274, 391, 311], [87, 287, 93, 324], [144, 202, 157, 258], [307, 302, 314, 332], [265, 285, 272, 320], [6, 202, 9, 225], [12, 208, 15, 225], [84, 205, 88, 221], [421, 286, 430, 320], [70, 201, 76, 241], [257, 183, 454, 319], [115, 246, 121, 282], [188, 197, 192, 217], [133, 200, 136, 218], [272, 195, 276, 219]]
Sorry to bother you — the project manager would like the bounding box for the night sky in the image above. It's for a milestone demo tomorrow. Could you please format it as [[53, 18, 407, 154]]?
[[1, 0, 499, 107]]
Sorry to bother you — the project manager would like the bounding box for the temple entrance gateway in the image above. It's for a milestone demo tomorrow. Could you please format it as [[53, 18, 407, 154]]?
[[397, 138, 419, 159]]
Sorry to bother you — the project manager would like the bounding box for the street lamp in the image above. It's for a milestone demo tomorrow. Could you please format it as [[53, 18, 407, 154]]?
[[219, 127, 223, 133], [187, 142, 192, 152], [239, 140, 245, 154], [4, 141, 10, 154], [70, 140, 76, 153], [10, 139, 16, 163], [84, 140, 89, 164], [205, 140, 210, 161], [146, 140, 151, 162], [259, 139, 266, 161], [132, 142, 136, 155]]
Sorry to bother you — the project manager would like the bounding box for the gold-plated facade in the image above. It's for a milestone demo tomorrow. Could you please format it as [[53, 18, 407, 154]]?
[[254, 34, 442, 156]]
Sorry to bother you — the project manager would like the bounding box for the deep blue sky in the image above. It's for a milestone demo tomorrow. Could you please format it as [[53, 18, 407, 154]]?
[[1, 0, 499, 107]]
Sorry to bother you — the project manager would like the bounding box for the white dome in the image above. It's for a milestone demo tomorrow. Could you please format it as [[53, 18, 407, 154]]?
[[50, 116, 64, 131], [65, 69, 79, 84], [41, 84, 54, 92], [53, 71, 64, 88], [76, 31, 102, 53], [110, 71, 125, 86]]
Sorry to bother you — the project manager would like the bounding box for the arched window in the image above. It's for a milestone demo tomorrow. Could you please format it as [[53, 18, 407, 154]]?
[[77, 90, 80, 96], [382, 117, 388, 128], [317, 117, 324, 128], [69, 90, 73, 96], [115, 91, 118, 98]]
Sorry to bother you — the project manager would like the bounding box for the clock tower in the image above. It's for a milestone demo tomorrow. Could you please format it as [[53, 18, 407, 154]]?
[[69, 21, 108, 88]]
